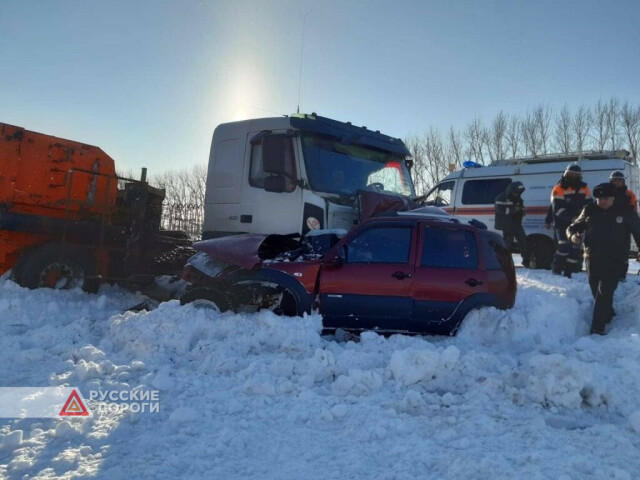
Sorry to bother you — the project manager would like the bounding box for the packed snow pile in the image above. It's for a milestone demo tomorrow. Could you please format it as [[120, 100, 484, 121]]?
[[2, 265, 640, 479]]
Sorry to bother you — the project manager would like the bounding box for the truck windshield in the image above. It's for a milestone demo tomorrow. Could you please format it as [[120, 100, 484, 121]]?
[[301, 135, 415, 197]]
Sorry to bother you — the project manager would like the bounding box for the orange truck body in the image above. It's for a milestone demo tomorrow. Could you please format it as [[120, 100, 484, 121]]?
[[0, 122, 179, 286]]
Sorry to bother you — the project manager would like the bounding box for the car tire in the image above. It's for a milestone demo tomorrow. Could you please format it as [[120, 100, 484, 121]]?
[[180, 287, 234, 313], [14, 244, 95, 290], [528, 237, 554, 270]]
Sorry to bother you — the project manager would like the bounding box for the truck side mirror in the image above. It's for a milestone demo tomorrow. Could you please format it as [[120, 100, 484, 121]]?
[[263, 135, 288, 175], [264, 175, 288, 193]]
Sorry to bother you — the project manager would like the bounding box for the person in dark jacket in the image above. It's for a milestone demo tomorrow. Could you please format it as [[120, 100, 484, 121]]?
[[567, 182, 640, 335], [494, 181, 530, 267], [550, 163, 592, 277]]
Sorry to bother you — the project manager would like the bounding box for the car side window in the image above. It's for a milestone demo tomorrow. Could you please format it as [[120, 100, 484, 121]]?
[[345, 226, 412, 264], [421, 227, 478, 269], [249, 136, 297, 192]]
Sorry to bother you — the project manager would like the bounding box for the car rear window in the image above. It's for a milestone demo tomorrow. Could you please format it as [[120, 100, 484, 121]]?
[[480, 234, 510, 271], [461, 178, 511, 205], [421, 227, 478, 269]]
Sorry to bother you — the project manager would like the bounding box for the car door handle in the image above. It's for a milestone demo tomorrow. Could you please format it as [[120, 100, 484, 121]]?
[[392, 271, 412, 280], [465, 278, 484, 287]]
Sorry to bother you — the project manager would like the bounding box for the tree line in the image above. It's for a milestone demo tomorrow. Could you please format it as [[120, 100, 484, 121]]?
[[405, 97, 640, 195]]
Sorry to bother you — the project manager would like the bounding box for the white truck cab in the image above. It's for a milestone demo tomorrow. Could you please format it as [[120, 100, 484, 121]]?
[[203, 113, 415, 239], [423, 151, 638, 268]]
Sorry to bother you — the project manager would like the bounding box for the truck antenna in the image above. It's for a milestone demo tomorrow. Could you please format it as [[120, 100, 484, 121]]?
[[297, 10, 311, 114]]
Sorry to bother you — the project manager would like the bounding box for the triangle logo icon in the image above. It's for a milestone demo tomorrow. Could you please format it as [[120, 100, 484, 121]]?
[[59, 389, 90, 417]]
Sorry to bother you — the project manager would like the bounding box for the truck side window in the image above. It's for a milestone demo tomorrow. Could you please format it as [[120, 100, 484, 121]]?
[[461, 179, 511, 205], [421, 227, 478, 269], [249, 136, 297, 192], [345, 226, 412, 264]]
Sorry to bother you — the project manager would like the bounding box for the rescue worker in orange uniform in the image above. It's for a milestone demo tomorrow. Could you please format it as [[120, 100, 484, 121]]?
[[610, 170, 637, 212], [550, 163, 592, 277]]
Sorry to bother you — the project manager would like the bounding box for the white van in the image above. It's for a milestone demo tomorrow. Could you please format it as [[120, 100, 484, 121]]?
[[423, 151, 638, 268]]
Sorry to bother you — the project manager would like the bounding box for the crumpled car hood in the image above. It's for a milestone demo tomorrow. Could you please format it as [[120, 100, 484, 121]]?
[[193, 234, 302, 270]]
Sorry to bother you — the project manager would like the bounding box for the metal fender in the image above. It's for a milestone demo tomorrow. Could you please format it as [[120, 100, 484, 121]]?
[[232, 267, 315, 317]]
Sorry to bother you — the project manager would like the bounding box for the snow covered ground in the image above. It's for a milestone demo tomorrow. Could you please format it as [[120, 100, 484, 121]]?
[[2, 262, 640, 479]]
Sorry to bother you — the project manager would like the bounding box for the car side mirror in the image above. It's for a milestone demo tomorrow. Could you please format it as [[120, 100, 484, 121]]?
[[264, 175, 288, 193], [326, 248, 345, 266]]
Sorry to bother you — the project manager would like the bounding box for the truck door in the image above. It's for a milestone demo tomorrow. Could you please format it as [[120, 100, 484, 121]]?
[[409, 225, 487, 334], [240, 133, 303, 234], [319, 223, 416, 333]]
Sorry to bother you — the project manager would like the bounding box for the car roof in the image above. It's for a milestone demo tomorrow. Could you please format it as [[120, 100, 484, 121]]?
[[361, 212, 479, 229]]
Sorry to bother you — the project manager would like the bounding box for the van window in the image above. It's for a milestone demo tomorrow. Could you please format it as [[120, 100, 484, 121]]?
[[249, 136, 297, 192], [345, 226, 412, 264], [421, 227, 478, 269], [425, 181, 454, 207], [461, 178, 511, 205]]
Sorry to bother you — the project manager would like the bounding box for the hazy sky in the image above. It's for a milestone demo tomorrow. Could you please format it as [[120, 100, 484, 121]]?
[[1, 0, 639, 174]]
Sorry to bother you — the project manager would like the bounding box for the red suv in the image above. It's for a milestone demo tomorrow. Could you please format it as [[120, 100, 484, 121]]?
[[181, 214, 516, 336]]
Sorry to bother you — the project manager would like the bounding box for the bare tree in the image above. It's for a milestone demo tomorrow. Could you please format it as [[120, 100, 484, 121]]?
[[422, 127, 448, 190], [504, 114, 521, 159], [592, 99, 610, 150], [573, 104, 591, 153], [465, 118, 487, 164], [446, 126, 464, 170], [554, 104, 573, 154], [404, 134, 428, 196], [152, 164, 207, 238], [521, 110, 541, 156], [488, 110, 507, 161], [620, 101, 640, 159], [534, 104, 553, 154], [606, 96, 621, 151]]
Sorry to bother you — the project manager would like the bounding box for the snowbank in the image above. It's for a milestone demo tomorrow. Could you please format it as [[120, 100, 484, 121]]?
[[1, 265, 640, 479]]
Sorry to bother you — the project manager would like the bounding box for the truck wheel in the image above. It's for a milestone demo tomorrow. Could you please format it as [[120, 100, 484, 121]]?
[[15, 245, 95, 290], [528, 237, 554, 270], [180, 288, 234, 313]]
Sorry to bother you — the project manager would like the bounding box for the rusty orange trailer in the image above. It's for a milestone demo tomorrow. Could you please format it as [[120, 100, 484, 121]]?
[[0, 122, 187, 289]]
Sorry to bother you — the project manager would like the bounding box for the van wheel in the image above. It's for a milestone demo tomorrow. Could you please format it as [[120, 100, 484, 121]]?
[[529, 237, 554, 270], [180, 288, 234, 313], [15, 244, 94, 290]]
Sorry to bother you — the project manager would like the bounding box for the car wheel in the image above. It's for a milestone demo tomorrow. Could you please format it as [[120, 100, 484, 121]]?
[[528, 237, 554, 270], [272, 289, 298, 316], [180, 288, 234, 313]]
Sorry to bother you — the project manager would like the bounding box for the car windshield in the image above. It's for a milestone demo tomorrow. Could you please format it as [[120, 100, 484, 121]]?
[[301, 135, 415, 197]]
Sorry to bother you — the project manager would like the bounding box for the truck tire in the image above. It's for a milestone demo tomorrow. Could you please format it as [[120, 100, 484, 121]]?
[[15, 244, 95, 290], [180, 287, 234, 313], [528, 237, 554, 270]]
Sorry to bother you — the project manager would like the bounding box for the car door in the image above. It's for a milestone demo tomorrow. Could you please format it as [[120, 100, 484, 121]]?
[[319, 223, 416, 333], [409, 224, 488, 334]]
